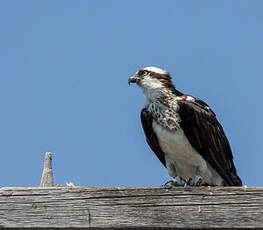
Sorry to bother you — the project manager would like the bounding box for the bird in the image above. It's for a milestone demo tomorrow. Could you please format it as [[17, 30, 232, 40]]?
[[128, 66, 242, 186]]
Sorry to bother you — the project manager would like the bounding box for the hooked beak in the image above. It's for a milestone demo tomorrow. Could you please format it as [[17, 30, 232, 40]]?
[[128, 75, 140, 86]]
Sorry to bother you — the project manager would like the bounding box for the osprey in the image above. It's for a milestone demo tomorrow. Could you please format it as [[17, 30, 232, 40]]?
[[129, 66, 242, 186]]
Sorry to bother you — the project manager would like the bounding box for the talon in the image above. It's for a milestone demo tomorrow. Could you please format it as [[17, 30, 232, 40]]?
[[183, 178, 193, 187], [194, 176, 203, 186], [162, 180, 174, 187], [162, 179, 181, 187], [186, 178, 193, 186], [196, 178, 202, 186], [161, 180, 174, 189]]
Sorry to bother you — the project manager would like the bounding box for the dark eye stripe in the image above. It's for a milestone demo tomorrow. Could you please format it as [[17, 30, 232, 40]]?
[[138, 70, 144, 75]]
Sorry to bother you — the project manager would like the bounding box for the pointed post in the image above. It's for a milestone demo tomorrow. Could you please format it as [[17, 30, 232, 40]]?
[[40, 152, 54, 187]]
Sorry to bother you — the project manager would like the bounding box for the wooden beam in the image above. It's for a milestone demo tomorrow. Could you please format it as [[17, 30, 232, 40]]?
[[0, 186, 262, 229]]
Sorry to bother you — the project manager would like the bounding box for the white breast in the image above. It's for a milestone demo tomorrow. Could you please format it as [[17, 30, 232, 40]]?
[[152, 120, 223, 185]]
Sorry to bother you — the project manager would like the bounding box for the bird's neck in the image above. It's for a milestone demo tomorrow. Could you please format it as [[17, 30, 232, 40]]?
[[145, 89, 181, 131], [145, 88, 176, 109]]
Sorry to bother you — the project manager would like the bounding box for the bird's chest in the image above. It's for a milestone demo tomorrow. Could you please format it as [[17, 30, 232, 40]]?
[[152, 120, 206, 177], [152, 120, 196, 160]]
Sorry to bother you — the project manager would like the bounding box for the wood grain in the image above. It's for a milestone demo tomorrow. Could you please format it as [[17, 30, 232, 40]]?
[[0, 186, 262, 229]]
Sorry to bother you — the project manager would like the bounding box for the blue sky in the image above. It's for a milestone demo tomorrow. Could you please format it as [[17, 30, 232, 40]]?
[[0, 1, 262, 187]]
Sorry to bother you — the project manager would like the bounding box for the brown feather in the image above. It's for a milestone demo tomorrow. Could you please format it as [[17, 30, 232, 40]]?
[[141, 109, 166, 168], [177, 100, 242, 186]]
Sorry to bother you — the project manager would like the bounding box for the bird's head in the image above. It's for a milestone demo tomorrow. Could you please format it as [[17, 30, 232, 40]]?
[[129, 66, 177, 100]]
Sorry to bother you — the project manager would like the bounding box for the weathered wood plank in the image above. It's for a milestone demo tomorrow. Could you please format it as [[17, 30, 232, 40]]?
[[0, 187, 262, 229]]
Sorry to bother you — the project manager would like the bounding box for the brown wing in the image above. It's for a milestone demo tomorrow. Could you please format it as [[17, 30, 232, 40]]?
[[177, 99, 242, 186], [141, 108, 166, 168]]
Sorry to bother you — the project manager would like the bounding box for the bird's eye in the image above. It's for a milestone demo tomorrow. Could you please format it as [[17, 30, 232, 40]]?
[[143, 70, 148, 76]]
